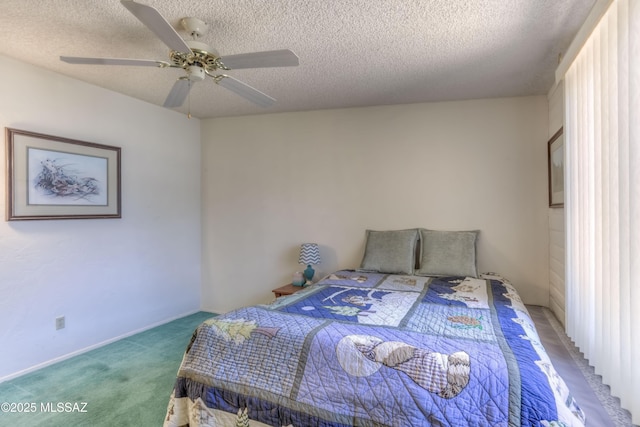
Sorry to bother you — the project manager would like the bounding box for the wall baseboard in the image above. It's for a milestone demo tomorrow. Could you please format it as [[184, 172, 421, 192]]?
[[0, 309, 201, 384]]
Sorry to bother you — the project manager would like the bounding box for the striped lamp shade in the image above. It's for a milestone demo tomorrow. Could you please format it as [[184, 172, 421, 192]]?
[[298, 243, 321, 265]]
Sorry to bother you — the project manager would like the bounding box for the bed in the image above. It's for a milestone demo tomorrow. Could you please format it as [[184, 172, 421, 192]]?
[[164, 229, 586, 426]]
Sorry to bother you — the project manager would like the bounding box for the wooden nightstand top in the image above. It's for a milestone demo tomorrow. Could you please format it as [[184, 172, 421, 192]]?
[[272, 283, 307, 298]]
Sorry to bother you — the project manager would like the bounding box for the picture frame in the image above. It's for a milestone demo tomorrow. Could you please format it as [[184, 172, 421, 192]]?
[[548, 127, 564, 208], [5, 128, 121, 220]]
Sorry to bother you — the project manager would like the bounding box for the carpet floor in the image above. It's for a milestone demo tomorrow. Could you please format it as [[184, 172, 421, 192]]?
[[0, 308, 635, 426], [0, 311, 215, 427]]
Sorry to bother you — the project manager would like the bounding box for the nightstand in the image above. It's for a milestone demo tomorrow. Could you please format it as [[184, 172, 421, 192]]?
[[272, 283, 306, 298]]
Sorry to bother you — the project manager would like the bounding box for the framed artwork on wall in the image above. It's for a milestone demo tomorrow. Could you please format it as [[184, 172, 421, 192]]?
[[5, 128, 121, 220], [548, 127, 564, 208]]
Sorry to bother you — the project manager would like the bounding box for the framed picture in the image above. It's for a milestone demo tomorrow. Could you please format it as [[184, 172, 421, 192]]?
[[5, 128, 121, 220], [548, 127, 564, 208]]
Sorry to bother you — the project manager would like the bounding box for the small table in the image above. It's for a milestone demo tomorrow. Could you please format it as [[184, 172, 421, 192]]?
[[272, 283, 307, 298]]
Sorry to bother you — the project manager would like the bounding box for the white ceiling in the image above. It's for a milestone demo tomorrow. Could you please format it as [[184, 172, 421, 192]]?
[[0, 0, 595, 119]]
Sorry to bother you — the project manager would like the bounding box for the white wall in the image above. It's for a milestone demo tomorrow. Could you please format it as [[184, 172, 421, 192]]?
[[201, 97, 549, 313], [547, 81, 566, 325], [0, 55, 202, 380]]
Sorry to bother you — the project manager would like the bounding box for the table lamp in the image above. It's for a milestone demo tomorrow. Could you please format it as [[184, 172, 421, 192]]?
[[298, 243, 321, 283]]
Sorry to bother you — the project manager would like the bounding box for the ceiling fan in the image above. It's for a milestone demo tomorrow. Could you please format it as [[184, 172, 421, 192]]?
[[60, 0, 299, 110]]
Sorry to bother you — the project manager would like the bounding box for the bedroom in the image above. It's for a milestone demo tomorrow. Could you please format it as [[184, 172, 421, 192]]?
[[0, 0, 638, 425]]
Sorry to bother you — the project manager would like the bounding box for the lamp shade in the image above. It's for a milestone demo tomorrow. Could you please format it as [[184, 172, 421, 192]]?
[[298, 243, 321, 265]]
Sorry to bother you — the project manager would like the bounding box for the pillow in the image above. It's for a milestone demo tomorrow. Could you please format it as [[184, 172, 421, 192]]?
[[415, 229, 479, 277], [358, 229, 419, 275]]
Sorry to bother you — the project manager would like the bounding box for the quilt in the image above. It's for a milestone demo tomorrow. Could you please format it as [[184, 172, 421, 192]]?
[[164, 271, 586, 427]]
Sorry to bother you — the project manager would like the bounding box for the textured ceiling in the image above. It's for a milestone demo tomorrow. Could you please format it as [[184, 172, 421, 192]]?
[[0, 0, 595, 119]]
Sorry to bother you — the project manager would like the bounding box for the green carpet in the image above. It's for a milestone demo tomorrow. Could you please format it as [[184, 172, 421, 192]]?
[[0, 311, 215, 427]]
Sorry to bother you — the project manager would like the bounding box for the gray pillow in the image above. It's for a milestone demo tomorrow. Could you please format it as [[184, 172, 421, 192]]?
[[415, 229, 479, 277], [358, 229, 419, 275]]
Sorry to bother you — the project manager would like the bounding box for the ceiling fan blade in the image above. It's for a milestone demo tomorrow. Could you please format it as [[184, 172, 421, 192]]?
[[215, 75, 276, 107], [164, 78, 192, 108], [218, 49, 299, 70], [121, 0, 191, 54], [60, 56, 169, 67]]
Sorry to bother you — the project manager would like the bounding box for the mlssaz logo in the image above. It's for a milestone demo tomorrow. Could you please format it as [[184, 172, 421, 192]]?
[[40, 402, 88, 413]]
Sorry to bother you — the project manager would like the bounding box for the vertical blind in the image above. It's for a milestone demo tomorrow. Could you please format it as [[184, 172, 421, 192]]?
[[564, 0, 639, 423]]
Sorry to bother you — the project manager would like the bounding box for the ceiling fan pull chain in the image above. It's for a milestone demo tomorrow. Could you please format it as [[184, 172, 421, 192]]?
[[188, 80, 192, 119]]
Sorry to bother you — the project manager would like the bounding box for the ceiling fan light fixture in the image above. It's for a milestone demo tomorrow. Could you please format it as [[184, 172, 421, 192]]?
[[186, 65, 205, 81]]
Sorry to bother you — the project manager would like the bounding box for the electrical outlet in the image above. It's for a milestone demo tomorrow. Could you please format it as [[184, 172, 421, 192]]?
[[55, 316, 65, 330]]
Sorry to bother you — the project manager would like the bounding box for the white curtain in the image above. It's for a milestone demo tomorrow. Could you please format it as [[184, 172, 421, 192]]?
[[564, 0, 640, 423]]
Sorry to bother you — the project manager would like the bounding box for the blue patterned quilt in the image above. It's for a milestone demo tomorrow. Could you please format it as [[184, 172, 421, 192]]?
[[164, 271, 586, 427]]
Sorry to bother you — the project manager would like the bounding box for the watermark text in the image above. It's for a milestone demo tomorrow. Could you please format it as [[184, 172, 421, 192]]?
[[1, 402, 88, 413]]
